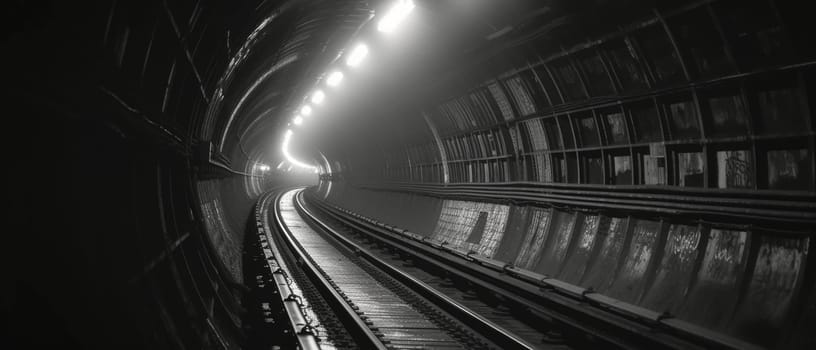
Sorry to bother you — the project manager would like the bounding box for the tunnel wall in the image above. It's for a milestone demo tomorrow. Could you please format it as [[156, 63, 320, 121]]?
[[325, 3, 816, 345], [316, 181, 443, 235], [15, 117, 254, 348], [197, 178, 258, 283], [9, 0, 286, 347], [316, 181, 814, 348], [372, 0, 815, 200]]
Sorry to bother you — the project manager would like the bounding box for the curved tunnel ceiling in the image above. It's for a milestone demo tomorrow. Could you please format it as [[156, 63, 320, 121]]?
[[215, 0, 584, 175], [6, 0, 816, 348], [216, 0, 816, 185], [208, 0, 374, 171]]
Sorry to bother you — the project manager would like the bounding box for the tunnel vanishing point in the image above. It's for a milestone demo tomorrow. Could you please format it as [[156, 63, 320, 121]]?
[[6, 0, 816, 349]]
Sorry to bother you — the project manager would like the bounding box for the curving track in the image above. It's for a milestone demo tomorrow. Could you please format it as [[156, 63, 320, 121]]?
[[257, 187, 761, 349], [260, 189, 536, 349]]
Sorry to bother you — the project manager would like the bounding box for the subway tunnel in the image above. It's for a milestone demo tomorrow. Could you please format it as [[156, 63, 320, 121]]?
[[6, 0, 816, 348]]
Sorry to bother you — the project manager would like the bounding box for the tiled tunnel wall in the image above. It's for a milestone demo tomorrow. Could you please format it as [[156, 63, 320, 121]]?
[[380, 0, 815, 195], [316, 182, 814, 347], [330, 3, 816, 346]]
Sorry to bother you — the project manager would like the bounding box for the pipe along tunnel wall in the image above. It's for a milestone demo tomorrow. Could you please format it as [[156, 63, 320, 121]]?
[[314, 180, 814, 348]]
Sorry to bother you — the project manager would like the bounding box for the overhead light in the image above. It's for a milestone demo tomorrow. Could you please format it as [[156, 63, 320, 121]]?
[[377, 0, 415, 33], [293, 115, 303, 125], [346, 43, 368, 67], [311, 90, 325, 104], [281, 129, 316, 170], [257, 164, 270, 172], [300, 105, 312, 116], [327, 71, 344, 86], [276, 161, 285, 169]]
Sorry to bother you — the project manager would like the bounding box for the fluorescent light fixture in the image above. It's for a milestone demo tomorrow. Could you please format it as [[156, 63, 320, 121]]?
[[346, 43, 368, 67], [326, 71, 344, 86], [281, 129, 316, 170], [257, 164, 270, 172], [293, 115, 303, 125], [311, 90, 325, 104], [377, 0, 415, 33], [276, 161, 285, 169], [300, 105, 312, 116]]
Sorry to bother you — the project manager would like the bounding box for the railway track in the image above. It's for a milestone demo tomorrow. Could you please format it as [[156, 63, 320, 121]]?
[[261, 189, 536, 349], [256, 188, 754, 349], [296, 195, 570, 349]]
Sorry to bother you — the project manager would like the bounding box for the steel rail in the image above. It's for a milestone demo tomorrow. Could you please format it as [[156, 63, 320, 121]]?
[[293, 190, 537, 350], [305, 191, 763, 350], [271, 191, 388, 350], [254, 191, 320, 350]]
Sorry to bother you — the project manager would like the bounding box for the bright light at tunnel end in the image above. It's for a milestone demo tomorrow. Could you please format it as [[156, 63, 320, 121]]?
[[281, 129, 316, 170], [378, 0, 415, 33]]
